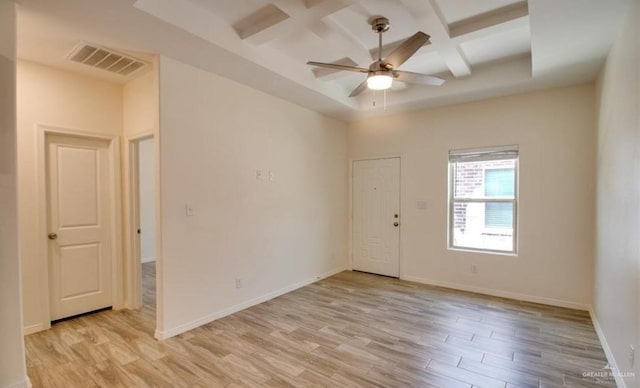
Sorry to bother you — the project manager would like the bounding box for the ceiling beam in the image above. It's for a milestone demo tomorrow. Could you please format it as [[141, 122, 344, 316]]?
[[439, 47, 471, 77], [399, 0, 530, 79], [309, 15, 372, 67], [449, 2, 529, 38], [235, 0, 356, 46], [311, 57, 360, 80], [233, 4, 293, 46], [399, 0, 471, 78]]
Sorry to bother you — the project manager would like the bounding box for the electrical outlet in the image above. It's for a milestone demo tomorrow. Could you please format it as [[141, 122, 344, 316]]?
[[268, 170, 275, 182], [235, 278, 242, 289], [471, 264, 478, 274], [630, 345, 635, 367]]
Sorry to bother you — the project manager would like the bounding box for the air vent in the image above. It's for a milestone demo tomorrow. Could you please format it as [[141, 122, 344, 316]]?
[[66, 42, 148, 77]]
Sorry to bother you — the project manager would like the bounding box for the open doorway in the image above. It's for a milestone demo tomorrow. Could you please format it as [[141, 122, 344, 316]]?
[[128, 134, 157, 319], [137, 137, 156, 310]]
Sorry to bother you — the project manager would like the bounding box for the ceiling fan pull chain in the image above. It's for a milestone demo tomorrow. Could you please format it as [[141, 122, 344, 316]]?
[[373, 89, 376, 107]]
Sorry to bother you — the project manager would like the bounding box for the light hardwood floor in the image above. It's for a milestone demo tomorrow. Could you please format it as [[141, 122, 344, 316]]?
[[25, 264, 613, 387]]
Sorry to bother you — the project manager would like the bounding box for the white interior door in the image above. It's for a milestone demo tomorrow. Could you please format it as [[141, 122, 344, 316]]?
[[352, 158, 400, 277], [47, 134, 113, 320]]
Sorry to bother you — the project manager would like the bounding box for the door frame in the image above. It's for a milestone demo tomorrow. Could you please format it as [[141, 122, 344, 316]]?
[[124, 131, 155, 310], [349, 155, 403, 278], [36, 124, 123, 331]]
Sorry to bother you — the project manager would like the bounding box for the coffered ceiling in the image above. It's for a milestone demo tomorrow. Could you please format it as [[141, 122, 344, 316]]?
[[16, 0, 633, 120]]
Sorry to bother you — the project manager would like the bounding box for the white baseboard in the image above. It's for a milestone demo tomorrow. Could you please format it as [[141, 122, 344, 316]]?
[[401, 275, 590, 311], [155, 266, 345, 340], [3, 377, 31, 388], [589, 308, 628, 388], [23, 322, 47, 336]]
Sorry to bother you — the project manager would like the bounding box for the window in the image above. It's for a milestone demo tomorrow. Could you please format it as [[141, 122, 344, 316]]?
[[448, 146, 518, 254]]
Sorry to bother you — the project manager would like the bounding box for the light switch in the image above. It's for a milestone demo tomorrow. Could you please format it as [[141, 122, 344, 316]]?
[[416, 201, 428, 210], [185, 204, 194, 216], [268, 170, 275, 181], [256, 170, 264, 180]]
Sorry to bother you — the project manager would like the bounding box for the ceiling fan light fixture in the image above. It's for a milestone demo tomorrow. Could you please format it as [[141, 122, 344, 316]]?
[[367, 72, 393, 90], [307, 17, 443, 98]]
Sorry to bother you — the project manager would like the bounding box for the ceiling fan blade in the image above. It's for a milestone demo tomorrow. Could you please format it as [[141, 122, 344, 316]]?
[[349, 79, 369, 97], [384, 32, 430, 69], [394, 71, 445, 86], [307, 61, 369, 73]]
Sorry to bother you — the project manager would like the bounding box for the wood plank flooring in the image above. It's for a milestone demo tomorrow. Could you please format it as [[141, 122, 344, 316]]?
[[25, 264, 614, 387]]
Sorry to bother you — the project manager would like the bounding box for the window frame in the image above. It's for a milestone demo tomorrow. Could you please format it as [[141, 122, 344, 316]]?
[[447, 147, 519, 255]]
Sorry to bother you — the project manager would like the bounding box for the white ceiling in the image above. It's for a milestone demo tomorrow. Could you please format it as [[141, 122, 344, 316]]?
[[16, 0, 633, 121]]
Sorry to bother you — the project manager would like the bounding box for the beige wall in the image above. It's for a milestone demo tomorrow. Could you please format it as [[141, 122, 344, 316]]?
[[157, 56, 348, 337], [123, 66, 157, 137], [348, 83, 596, 308], [594, 0, 640, 384], [0, 2, 29, 387], [17, 60, 123, 333]]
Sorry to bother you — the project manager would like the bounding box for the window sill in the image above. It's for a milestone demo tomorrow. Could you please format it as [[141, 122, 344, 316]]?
[[448, 246, 518, 257]]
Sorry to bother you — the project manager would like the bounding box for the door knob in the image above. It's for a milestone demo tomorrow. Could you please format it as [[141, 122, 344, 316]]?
[[393, 222, 399, 227], [48, 233, 58, 240]]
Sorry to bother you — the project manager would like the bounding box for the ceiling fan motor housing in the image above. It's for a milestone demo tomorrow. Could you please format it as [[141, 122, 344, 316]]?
[[369, 60, 392, 71], [371, 17, 390, 33]]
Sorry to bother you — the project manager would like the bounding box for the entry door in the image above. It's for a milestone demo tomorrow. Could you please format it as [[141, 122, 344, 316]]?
[[46, 134, 113, 320], [352, 158, 400, 277]]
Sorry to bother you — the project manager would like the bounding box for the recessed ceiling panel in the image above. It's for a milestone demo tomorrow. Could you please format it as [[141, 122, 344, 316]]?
[[434, 0, 524, 24], [328, 1, 418, 52], [339, 72, 368, 93], [189, 0, 268, 24], [396, 51, 449, 76], [271, 29, 333, 63], [460, 25, 531, 66]]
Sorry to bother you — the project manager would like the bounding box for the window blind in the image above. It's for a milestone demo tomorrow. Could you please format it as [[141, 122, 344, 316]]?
[[449, 145, 518, 163], [485, 203, 514, 228], [485, 168, 515, 197]]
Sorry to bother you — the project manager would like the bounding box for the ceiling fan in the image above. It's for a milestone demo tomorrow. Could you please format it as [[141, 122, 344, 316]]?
[[307, 17, 445, 97]]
